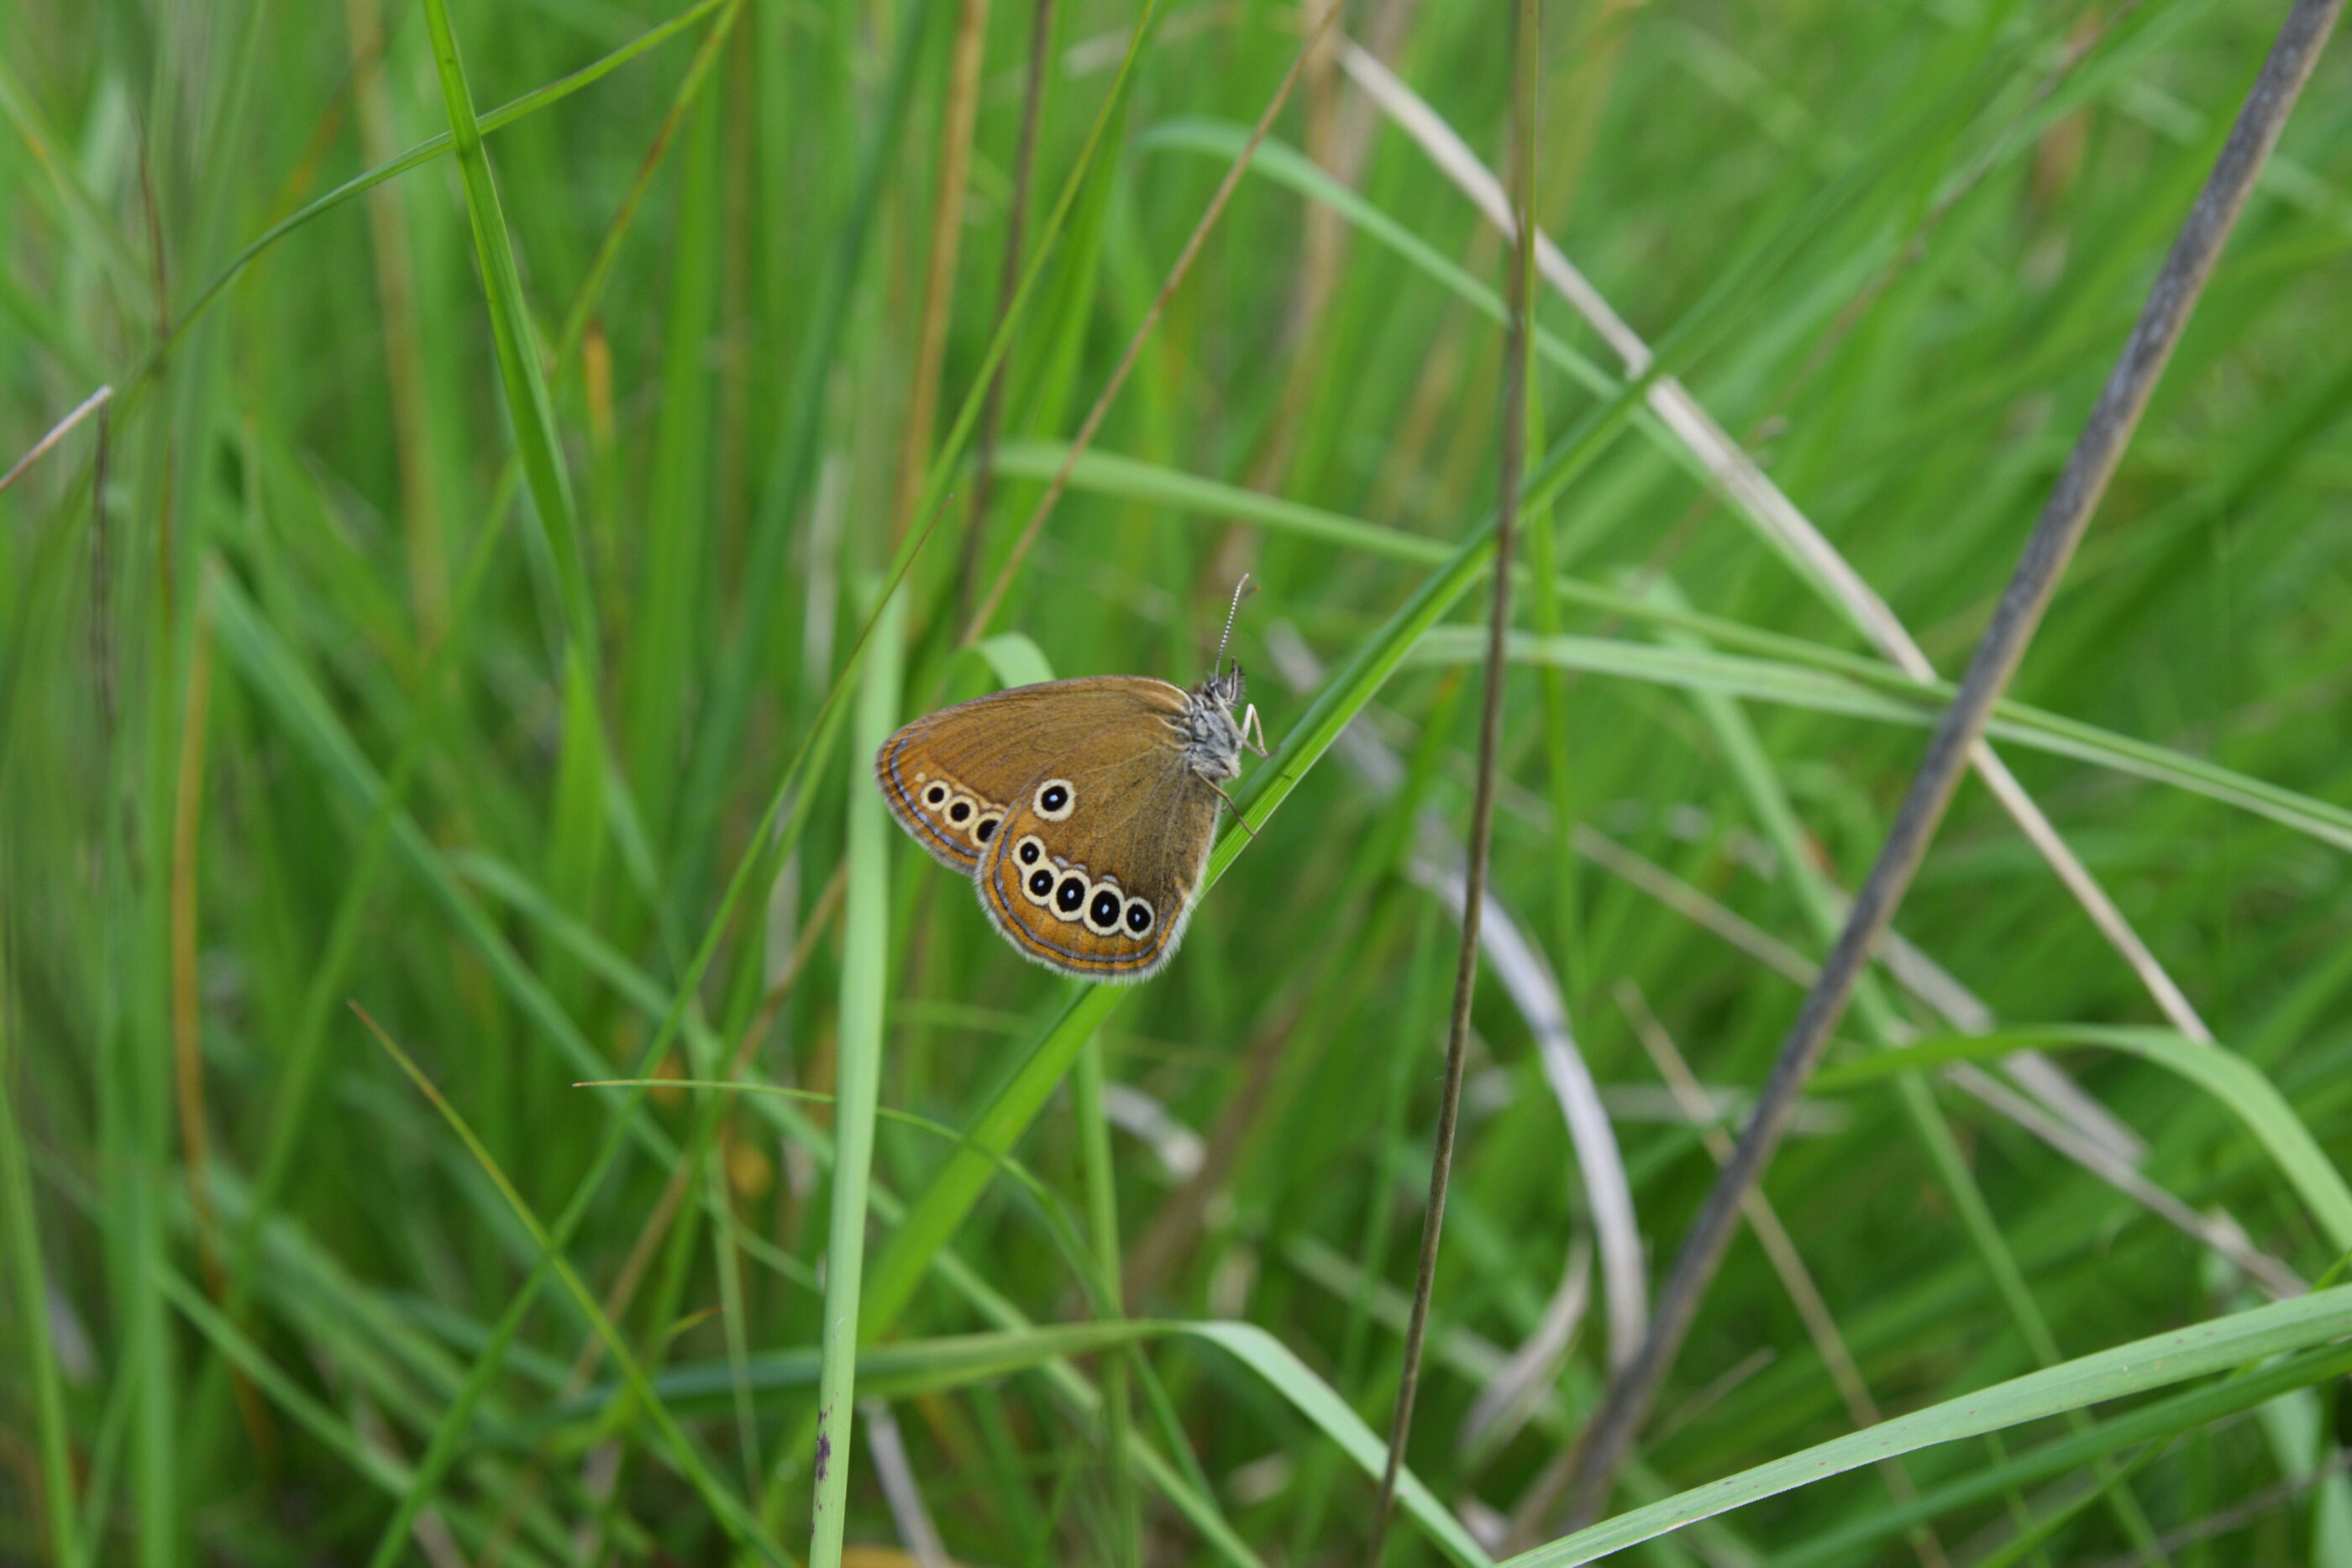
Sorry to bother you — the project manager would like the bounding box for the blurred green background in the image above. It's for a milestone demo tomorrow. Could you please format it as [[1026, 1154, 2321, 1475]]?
[[4, 0, 2352, 1562]]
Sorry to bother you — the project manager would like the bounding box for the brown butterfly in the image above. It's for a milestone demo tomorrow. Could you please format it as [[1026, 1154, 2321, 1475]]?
[[874, 586, 1266, 982]]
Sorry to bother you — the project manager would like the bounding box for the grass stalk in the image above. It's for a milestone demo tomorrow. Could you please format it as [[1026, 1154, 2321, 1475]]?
[[890, 0, 993, 546], [1365, 0, 1538, 1555], [165, 577, 276, 1466], [805, 589, 904, 1567]]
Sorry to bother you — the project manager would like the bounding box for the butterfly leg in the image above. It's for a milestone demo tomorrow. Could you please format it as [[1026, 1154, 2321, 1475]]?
[[1239, 702, 1268, 758], [1207, 778, 1258, 839]]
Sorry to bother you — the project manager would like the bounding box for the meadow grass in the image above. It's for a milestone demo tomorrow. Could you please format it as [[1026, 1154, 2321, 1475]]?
[[4, 0, 2352, 1563]]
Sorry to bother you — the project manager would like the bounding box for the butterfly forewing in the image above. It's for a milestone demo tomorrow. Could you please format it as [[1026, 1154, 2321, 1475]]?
[[874, 678, 1194, 872]]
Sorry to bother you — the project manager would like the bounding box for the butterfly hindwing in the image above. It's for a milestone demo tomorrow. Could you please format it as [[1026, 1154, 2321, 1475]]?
[[974, 739, 1223, 982]]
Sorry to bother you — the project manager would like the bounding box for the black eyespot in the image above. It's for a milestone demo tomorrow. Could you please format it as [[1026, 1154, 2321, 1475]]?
[[1017, 839, 1040, 864], [1125, 901, 1153, 935], [1027, 868, 1056, 898], [1089, 889, 1122, 926], [975, 816, 998, 842], [948, 800, 971, 823], [923, 784, 948, 807], [1054, 875, 1087, 913], [1034, 779, 1075, 821]]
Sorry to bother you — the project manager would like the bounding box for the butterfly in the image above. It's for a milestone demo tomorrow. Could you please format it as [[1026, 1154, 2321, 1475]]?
[[873, 585, 1267, 982]]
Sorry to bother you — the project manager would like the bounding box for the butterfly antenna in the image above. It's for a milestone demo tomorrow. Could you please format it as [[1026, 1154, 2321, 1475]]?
[[1214, 573, 1255, 680]]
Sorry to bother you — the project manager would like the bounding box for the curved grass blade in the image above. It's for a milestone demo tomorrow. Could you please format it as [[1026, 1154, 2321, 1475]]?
[[1771, 1338, 2352, 1568], [1405, 629, 2352, 855], [557, 1319, 1488, 1565], [1138, 118, 1614, 401], [1501, 1283, 2352, 1567]]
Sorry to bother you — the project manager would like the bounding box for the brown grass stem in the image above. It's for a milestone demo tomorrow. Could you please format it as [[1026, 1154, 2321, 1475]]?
[[891, 0, 993, 547], [1547, 0, 2347, 1532], [1362, 0, 1538, 1558], [343, 0, 448, 648], [958, 0, 1058, 618]]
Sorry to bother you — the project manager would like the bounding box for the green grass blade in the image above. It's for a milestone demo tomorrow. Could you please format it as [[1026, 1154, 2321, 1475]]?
[[1405, 629, 2352, 853], [806, 588, 902, 1567], [1072, 1035, 1139, 1567], [988, 440, 1451, 564], [1770, 1339, 2352, 1568], [416, 0, 595, 662], [1506, 1284, 2352, 1567]]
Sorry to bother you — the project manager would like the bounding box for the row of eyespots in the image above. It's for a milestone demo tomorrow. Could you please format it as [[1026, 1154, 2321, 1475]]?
[[1012, 834, 1154, 937], [916, 776, 1002, 846]]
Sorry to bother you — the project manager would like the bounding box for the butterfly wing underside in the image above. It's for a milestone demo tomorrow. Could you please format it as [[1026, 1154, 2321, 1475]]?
[[874, 677, 1194, 871], [874, 676, 1227, 980], [974, 720, 1223, 983]]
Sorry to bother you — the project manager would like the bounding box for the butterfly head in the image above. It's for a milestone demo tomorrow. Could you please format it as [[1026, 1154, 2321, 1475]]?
[[1184, 664, 1266, 781]]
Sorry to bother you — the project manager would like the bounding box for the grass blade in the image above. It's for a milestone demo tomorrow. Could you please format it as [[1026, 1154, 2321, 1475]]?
[[806, 590, 903, 1566], [1507, 1284, 2352, 1567], [415, 0, 595, 662]]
